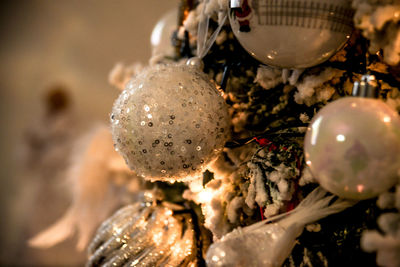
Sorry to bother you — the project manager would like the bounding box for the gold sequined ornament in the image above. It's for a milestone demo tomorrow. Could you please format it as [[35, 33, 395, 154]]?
[[111, 64, 230, 182], [229, 0, 354, 68]]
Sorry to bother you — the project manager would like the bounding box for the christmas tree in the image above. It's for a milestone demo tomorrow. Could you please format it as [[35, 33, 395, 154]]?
[[29, 0, 400, 266]]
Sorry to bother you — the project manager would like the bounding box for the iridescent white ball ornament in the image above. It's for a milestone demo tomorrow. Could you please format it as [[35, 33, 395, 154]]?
[[229, 0, 354, 68], [304, 91, 400, 199], [111, 64, 230, 182]]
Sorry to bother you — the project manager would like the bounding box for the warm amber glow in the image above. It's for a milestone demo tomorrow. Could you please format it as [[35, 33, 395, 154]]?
[[198, 190, 213, 203], [383, 116, 391, 123], [183, 9, 190, 21], [336, 134, 346, 142], [357, 184, 364, 193]]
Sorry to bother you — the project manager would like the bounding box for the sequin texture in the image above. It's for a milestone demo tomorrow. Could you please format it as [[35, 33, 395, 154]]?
[[111, 64, 230, 182]]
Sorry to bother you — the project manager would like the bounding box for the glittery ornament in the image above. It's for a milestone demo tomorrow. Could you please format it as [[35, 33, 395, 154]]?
[[206, 187, 354, 267], [304, 97, 400, 200], [87, 194, 197, 266], [111, 64, 230, 182], [229, 0, 354, 68]]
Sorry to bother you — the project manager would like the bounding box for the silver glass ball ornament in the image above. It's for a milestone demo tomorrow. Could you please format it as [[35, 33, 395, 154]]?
[[228, 0, 354, 68]]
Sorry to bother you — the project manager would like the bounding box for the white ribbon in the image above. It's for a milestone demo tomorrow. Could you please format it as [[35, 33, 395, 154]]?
[[196, 0, 228, 59]]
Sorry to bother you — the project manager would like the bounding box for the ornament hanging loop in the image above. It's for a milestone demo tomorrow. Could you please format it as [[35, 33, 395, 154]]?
[[186, 0, 228, 68]]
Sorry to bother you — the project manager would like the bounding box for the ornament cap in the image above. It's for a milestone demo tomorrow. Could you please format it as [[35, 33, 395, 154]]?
[[352, 75, 379, 98], [186, 57, 204, 70]]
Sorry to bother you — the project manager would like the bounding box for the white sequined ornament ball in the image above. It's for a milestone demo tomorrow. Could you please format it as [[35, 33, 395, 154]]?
[[304, 96, 400, 200], [111, 64, 230, 182]]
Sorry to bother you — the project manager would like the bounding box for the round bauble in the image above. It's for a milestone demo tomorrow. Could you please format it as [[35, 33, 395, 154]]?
[[228, 0, 354, 68], [111, 64, 230, 182], [304, 97, 400, 200], [150, 8, 178, 59]]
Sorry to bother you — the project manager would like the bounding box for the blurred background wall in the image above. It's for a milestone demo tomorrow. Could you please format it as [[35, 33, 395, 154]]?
[[0, 0, 178, 265]]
